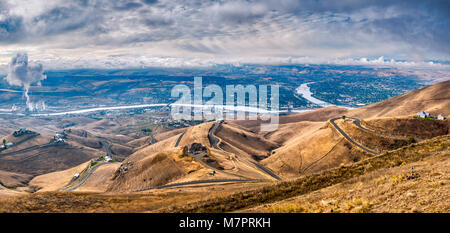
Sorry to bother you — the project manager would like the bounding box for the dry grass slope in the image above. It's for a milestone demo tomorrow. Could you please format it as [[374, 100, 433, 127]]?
[[350, 81, 450, 118], [361, 118, 449, 140], [163, 135, 449, 213], [262, 123, 367, 178], [254, 150, 449, 213]]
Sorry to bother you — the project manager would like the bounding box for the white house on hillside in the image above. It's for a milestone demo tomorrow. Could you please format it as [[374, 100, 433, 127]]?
[[437, 114, 446, 120], [416, 111, 430, 118]]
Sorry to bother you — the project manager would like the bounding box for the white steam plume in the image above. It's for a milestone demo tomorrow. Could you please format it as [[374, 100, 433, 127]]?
[[5, 52, 46, 111]]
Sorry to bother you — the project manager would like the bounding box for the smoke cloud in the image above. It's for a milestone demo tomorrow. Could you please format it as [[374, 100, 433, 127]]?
[[5, 53, 46, 111]]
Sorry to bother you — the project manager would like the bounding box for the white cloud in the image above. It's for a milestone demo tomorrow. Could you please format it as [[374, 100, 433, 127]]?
[[0, 0, 447, 69]]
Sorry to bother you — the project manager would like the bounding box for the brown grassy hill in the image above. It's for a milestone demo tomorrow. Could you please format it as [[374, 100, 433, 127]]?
[[126, 136, 153, 148], [106, 132, 204, 192], [259, 116, 448, 178], [163, 134, 449, 213], [109, 144, 134, 161], [0, 126, 142, 187], [0, 170, 33, 187], [65, 132, 104, 150], [0, 180, 269, 212], [28, 161, 91, 192], [250, 148, 449, 213], [263, 121, 324, 145], [215, 122, 278, 160], [0, 143, 99, 176], [361, 118, 449, 140], [0, 188, 24, 198], [0, 129, 109, 185], [350, 81, 450, 118], [80, 119, 120, 132], [176, 122, 213, 148], [65, 129, 134, 161], [107, 150, 199, 192], [75, 163, 121, 192], [0, 128, 12, 138], [233, 106, 349, 132], [153, 128, 186, 142], [0, 132, 51, 154], [125, 128, 185, 151], [55, 117, 99, 129], [1, 134, 447, 213], [261, 123, 368, 178], [336, 119, 409, 154], [107, 121, 279, 192]]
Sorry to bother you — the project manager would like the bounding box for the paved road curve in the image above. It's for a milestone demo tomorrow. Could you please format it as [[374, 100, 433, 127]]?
[[350, 117, 406, 140], [62, 162, 107, 191], [62, 140, 113, 191], [208, 121, 281, 180], [0, 140, 63, 158], [208, 122, 221, 149], [0, 133, 39, 153], [101, 140, 113, 158], [249, 161, 281, 180], [329, 117, 378, 155], [174, 131, 186, 147]]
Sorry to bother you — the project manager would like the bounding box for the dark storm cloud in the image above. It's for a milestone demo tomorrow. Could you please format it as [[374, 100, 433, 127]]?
[[33, 7, 91, 35], [113, 1, 143, 11], [142, 16, 174, 27], [207, 1, 268, 24], [0, 14, 24, 42], [367, 1, 450, 54], [141, 0, 158, 5]]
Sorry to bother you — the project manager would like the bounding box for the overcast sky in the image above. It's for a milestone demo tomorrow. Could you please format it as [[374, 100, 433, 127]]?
[[0, 0, 448, 69]]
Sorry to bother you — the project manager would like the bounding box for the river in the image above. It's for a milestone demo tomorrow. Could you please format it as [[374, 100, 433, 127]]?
[[296, 82, 353, 109]]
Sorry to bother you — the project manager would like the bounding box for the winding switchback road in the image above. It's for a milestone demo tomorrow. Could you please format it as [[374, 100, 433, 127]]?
[[351, 117, 406, 140], [62, 140, 113, 191], [62, 162, 107, 191], [329, 117, 378, 155], [208, 121, 281, 180]]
